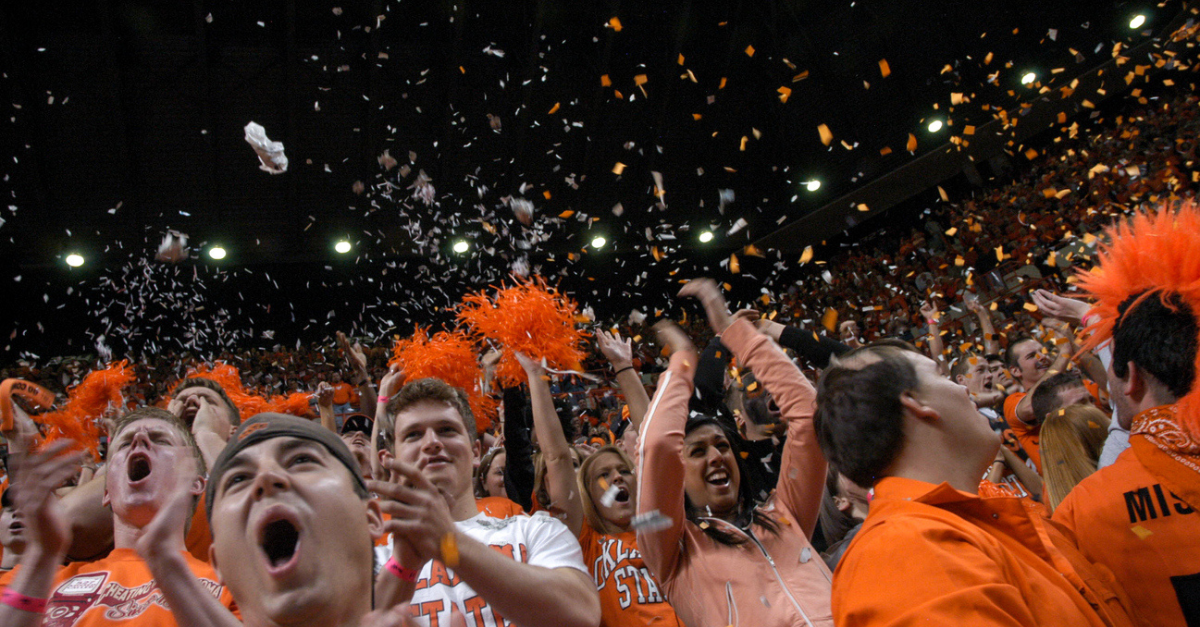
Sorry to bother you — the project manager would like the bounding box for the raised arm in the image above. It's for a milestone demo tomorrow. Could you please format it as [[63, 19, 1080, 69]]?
[[964, 298, 999, 356], [596, 330, 650, 430], [635, 322, 698, 583], [920, 301, 950, 377], [315, 382, 336, 433], [339, 332, 377, 418], [516, 352, 583, 536]]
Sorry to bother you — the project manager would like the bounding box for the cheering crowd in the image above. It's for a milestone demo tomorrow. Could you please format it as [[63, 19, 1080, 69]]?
[[4, 52, 1200, 627]]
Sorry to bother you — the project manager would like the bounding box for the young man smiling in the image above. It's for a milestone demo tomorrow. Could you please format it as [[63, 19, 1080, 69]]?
[[0, 407, 237, 627], [372, 378, 600, 627]]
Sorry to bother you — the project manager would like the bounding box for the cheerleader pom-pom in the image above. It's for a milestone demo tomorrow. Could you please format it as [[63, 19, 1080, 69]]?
[[389, 326, 497, 433], [185, 363, 313, 420], [457, 277, 590, 388], [40, 361, 135, 456]]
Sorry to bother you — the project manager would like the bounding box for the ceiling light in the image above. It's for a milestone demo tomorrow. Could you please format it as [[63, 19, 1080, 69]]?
[[590, 236, 607, 249], [65, 253, 84, 267], [452, 240, 470, 254], [1129, 14, 1146, 29], [1020, 72, 1037, 85], [209, 246, 227, 260], [698, 231, 714, 243], [927, 120, 943, 133], [805, 180, 821, 192], [335, 240, 352, 254]]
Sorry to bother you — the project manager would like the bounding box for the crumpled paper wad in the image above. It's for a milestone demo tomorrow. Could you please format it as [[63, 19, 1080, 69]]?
[[244, 121, 288, 174]]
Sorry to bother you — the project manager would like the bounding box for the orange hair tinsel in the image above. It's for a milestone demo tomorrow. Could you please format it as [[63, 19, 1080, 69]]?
[[457, 277, 590, 388], [1076, 200, 1200, 433], [40, 361, 135, 455], [185, 363, 312, 420], [389, 325, 497, 433]]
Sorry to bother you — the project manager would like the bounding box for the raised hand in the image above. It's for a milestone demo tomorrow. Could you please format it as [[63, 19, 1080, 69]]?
[[315, 382, 334, 409], [338, 331, 370, 381], [135, 482, 196, 567], [368, 458, 458, 565], [654, 320, 696, 356], [595, 330, 633, 368], [920, 301, 940, 325], [9, 440, 84, 559], [678, 278, 733, 334], [1031, 289, 1091, 327]]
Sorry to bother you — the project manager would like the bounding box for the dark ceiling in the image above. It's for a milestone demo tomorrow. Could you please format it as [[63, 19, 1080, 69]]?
[[0, 0, 1184, 359]]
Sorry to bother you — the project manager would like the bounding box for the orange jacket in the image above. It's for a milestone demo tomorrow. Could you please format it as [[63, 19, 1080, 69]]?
[[637, 319, 832, 627], [1053, 405, 1200, 627], [834, 477, 1135, 627]]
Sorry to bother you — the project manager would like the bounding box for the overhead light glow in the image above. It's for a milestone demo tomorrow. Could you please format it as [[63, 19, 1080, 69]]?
[[590, 236, 607, 249], [335, 240, 352, 254], [698, 231, 715, 243], [1129, 14, 1146, 29], [452, 240, 470, 254], [927, 120, 944, 133], [65, 253, 84, 267], [209, 246, 227, 260], [1020, 72, 1037, 85], [805, 180, 821, 192]]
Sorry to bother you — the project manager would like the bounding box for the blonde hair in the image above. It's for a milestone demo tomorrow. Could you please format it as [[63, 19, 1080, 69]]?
[[1041, 404, 1110, 512], [577, 446, 636, 536]]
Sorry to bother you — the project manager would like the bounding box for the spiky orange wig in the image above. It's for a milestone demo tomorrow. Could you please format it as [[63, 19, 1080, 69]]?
[[40, 361, 135, 455], [183, 363, 312, 420], [389, 326, 497, 433], [1076, 200, 1200, 434], [457, 277, 590, 388]]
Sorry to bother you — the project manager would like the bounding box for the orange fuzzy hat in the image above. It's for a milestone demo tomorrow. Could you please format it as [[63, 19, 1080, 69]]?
[[1076, 200, 1200, 433], [457, 276, 590, 388], [183, 363, 312, 420], [389, 326, 497, 433], [40, 361, 135, 455]]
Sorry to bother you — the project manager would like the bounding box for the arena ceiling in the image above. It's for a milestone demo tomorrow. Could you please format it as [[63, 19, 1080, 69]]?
[[0, 0, 1188, 358]]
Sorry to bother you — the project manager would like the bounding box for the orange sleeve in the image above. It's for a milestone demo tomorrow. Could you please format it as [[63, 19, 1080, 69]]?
[[1003, 393, 1027, 433], [834, 521, 1039, 626], [635, 350, 697, 584], [721, 318, 825, 538]]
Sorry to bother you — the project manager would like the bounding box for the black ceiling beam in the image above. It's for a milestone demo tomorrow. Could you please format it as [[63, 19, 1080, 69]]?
[[753, 5, 1193, 253]]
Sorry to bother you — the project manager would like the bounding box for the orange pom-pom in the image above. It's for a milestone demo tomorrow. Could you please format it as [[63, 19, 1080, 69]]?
[[457, 277, 591, 388], [40, 361, 135, 456], [389, 326, 497, 433]]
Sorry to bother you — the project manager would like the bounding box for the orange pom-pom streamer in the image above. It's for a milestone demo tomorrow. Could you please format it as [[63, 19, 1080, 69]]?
[[1077, 200, 1200, 437], [389, 326, 497, 433], [457, 277, 591, 388], [40, 361, 135, 456]]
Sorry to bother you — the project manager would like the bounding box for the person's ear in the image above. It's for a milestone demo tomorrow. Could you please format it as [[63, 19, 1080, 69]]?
[[191, 475, 206, 498], [472, 439, 482, 462], [955, 374, 967, 386], [1124, 361, 1148, 401], [101, 486, 110, 508], [834, 495, 852, 514], [899, 391, 938, 422], [365, 498, 384, 541]]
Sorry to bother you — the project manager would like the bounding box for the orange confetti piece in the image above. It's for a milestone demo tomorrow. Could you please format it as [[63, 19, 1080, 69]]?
[[995, 246, 1005, 261], [692, 113, 702, 120], [634, 74, 648, 86], [1023, 302, 1039, 312], [818, 124, 833, 146], [945, 227, 958, 236], [906, 133, 918, 152], [878, 59, 891, 77], [600, 74, 612, 87], [963, 125, 975, 135], [799, 245, 814, 264], [729, 254, 740, 274], [880, 146, 892, 156], [548, 102, 560, 115], [543, 190, 552, 200], [821, 308, 839, 333], [559, 210, 574, 218], [719, 77, 727, 89], [1025, 148, 1039, 160], [777, 86, 791, 103], [677, 54, 685, 65], [612, 162, 626, 175], [745, 45, 755, 57], [608, 17, 622, 32], [938, 186, 949, 201], [857, 203, 869, 212]]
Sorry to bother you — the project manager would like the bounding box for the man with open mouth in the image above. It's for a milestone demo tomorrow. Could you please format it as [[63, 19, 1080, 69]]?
[[372, 378, 600, 627], [0, 407, 238, 627]]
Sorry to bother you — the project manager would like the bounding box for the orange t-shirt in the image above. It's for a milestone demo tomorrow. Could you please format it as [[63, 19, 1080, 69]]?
[[1004, 392, 1043, 473], [833, 477, 1132, 627], [185, 494, 213, 563], [476, 496, 525, 519], [45, 548, 239, 626], [578, 524, 682, 627], [332, 382, 358, 406], [1054, 406, 1200, 627]]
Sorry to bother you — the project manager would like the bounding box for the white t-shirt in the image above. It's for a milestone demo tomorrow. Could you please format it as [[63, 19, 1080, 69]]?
[[403, 511, 587, 627]]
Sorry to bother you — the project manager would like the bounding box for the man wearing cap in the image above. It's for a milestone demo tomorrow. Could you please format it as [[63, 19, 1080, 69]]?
[[0, 407, 237, 627], [372, 377, 600, 627]]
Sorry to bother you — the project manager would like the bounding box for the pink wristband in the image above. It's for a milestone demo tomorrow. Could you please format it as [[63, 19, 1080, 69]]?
[[1, 589, 48, 613], [384, 557, 418, 582], [377, 395, 390, 404]]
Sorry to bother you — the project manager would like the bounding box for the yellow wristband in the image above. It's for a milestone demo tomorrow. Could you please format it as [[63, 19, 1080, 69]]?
[[440, 532, 460, 568]]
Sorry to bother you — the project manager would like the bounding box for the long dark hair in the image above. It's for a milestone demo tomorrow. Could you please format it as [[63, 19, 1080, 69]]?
[[683, 413, 779, 546]]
